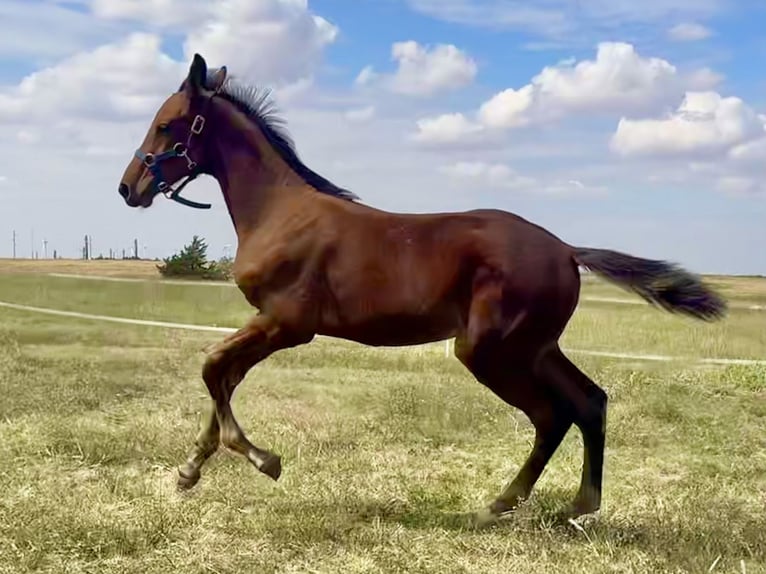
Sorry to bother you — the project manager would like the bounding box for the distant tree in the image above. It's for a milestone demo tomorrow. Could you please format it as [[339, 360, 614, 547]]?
[[207, 255, 233, 281], [157, 235, 232, 280]]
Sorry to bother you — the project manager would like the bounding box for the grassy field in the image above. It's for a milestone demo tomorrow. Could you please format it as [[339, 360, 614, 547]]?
[[0, 264, 765, 573]]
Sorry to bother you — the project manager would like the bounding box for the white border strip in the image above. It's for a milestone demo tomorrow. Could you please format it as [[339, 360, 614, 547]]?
[[0, 300, 235, 333], [1, 300, 764, 367], [45, 273, 766, 311], [47, 273, 227, 287]]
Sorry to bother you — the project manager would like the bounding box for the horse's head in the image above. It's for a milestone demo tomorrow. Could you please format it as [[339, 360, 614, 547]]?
[[118, 53, 226, 209]]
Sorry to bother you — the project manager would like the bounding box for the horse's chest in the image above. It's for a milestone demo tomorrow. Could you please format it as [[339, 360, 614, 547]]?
[[235, 247, 318, 308]]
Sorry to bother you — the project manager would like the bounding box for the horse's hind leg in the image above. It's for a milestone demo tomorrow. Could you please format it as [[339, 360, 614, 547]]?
[[537, 345, 607, 518], [454, 286, 575, 525], [177, 314, 311, 490], [459, 347, 574, 526], [475, 377, 573, 524]]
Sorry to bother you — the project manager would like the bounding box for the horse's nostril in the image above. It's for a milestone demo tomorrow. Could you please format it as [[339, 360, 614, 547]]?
[[118, 183, 130, 199]]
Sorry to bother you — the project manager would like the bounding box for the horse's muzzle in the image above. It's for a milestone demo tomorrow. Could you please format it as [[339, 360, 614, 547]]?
[[118, 182, 145, 207]]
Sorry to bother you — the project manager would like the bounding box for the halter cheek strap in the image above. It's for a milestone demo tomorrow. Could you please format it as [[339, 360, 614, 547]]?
[[134, 114, 211, 210]]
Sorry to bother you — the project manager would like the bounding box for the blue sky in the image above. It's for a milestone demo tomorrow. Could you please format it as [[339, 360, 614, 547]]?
[[0, 0, 764, 274]]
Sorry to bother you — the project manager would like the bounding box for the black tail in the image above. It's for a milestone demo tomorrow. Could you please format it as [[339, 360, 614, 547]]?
[[573, 247, 727, 321]]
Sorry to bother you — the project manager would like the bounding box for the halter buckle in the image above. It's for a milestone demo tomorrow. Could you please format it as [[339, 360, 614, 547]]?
[[191, 115, 205, 135]]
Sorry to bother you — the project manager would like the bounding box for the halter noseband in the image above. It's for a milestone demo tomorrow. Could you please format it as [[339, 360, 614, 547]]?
[[134, 113, 211, 210]]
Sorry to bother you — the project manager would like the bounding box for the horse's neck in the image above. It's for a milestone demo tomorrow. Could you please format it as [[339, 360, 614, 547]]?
[[210, 103, 305, 235]]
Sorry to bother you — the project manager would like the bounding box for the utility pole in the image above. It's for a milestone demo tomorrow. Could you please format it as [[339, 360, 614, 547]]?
[[12, 230, 16, 259]]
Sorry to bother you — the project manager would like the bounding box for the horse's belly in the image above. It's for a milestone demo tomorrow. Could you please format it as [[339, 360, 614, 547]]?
[[320, 312, 458, 347]]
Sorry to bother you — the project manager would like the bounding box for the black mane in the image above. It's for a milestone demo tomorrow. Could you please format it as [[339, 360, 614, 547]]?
[[188, 70, 359, 202]]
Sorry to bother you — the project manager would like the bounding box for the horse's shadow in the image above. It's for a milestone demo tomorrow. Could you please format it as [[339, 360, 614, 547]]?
[[350, 487, 605, 534], [266, 485, 761, 565]]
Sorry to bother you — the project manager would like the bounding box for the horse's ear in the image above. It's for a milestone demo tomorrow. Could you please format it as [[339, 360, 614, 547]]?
[[186, 53, 208, 95], [208, 65, 227, 92]]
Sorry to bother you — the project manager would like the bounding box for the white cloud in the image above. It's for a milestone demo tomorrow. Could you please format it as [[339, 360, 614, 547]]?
[[608, 90, 766, 199], [407, 0, 724, 40], [91, 0, 209, 26], [686, 67, 724, 89], [414, 42, 719, 143], [0, 33, 183, 123], [0, 0, 340, 125], [412, 113, 485, 145], [478, 86, 535, 129], [273, 76, 315, 104], [183, 0, 338, 87], [358, 41, 477, 97], [344, 105, 376, 122], [407, 0, 570, 36], [610, 91, 766, 157], [354, 66, 377, 86], [667, 22, 713, 42], [440, 161, 607, 196], [729, 134, 766, 164], [90, 0, 339, 88], [441, 161, 535, 190], [0, 0, 124, 60], [716, 176, 765, 196], [524, 42, 683, 114], [16, 129, 40, 145]]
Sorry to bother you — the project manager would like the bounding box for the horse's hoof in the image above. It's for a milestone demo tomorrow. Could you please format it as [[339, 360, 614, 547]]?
[[176, 466, 201, 491], [565, 508, 601, 523], [472, 507, 501, 529], [471, 502, 515, 529], [560, 502, 601, 525], [259, 454, 282, 481]]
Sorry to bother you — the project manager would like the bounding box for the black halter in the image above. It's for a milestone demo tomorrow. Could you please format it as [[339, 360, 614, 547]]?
[[134, 114, 211, 210]]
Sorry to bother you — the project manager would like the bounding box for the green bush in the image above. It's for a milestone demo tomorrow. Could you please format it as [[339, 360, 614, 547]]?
[[206, 256, 233, 281], [156, 236, 232, 281]]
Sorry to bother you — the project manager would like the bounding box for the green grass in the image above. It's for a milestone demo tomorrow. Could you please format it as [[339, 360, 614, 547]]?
[[0, 273, 765, 573]]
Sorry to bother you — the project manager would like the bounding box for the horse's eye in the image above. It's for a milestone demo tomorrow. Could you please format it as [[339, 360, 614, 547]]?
[[157, 123, 170, 133]]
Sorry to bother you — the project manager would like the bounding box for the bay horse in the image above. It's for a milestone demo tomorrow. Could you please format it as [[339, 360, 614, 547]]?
[[117, 54, 726, 526]]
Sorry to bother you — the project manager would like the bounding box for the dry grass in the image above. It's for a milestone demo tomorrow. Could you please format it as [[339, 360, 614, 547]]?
[[0, 258, 162, 278], [704, 275, 766, 305], [0, 272, 765, 573]]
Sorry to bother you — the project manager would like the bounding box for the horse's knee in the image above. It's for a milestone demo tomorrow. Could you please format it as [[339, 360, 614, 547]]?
[[455, 328, 505, 381], [202, 350, 226, 386], [591, 388, 607, 433], [579, 386, 607, 434]]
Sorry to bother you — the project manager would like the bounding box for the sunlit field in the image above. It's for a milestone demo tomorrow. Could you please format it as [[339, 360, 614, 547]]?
[[0, 262, 764, 573]]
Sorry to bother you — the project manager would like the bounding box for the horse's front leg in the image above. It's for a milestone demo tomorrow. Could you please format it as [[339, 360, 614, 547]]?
[[176, 313, 312, 490]]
